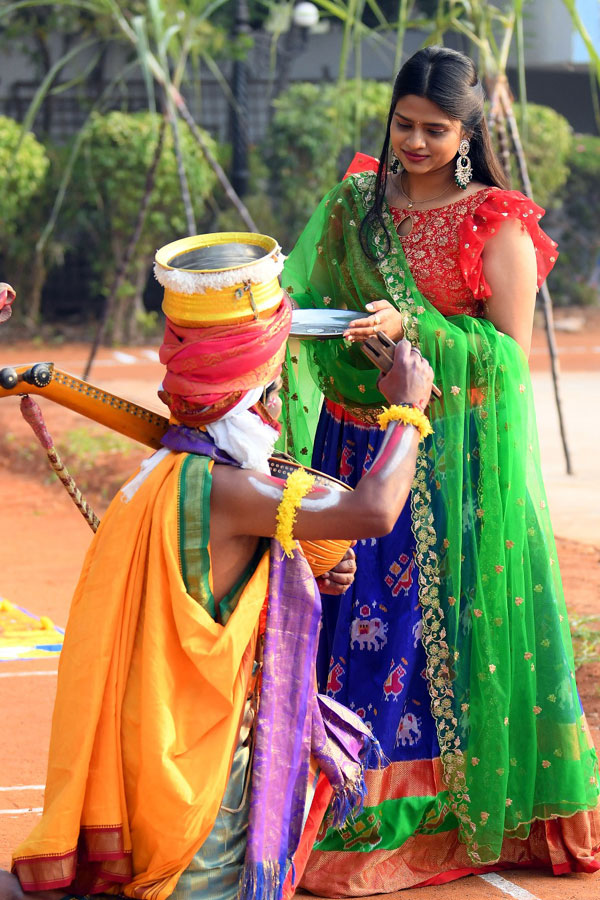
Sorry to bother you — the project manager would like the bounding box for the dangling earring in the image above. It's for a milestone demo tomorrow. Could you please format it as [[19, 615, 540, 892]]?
[[455, 138, 473, 189], [389, 149, 401, 175]]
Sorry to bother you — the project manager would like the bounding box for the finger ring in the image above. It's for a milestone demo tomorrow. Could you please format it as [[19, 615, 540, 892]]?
[[374, 315, 380, 326], [412, 346, 423, 357]]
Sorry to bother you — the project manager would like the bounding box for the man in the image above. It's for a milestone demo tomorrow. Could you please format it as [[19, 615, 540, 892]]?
[[0, 236, 433, 900]]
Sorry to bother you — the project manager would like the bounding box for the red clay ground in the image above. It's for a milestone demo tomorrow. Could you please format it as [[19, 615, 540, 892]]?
[[0, 309, 599, 899]]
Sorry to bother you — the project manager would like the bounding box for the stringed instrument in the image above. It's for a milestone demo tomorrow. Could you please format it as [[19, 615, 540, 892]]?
[[0, 361, 351, 576]]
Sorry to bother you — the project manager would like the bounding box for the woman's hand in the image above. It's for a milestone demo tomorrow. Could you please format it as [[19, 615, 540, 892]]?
[[317, 545, 357, 595], [343, 300, 404, 343]]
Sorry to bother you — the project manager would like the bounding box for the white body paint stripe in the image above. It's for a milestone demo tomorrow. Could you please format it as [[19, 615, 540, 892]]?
[[478, 872, 542, 900], [0, 670, 58, 678]]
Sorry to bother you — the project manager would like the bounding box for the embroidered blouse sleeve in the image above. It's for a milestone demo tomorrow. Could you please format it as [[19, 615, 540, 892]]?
[[458, 190, 559, 300]]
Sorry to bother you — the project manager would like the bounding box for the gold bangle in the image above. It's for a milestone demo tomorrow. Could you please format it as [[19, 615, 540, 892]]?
[[274, 467, 316, 557], [377, 404, 433, 440]]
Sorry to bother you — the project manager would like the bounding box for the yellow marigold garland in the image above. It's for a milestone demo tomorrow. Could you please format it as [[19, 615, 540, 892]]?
[[274, 467, 316, 557], [377, 404, 433, 440]]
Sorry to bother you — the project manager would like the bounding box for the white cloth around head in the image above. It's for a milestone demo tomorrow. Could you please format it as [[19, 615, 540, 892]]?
[[206, 387, 278, 475], [121, 386, 278, 502]]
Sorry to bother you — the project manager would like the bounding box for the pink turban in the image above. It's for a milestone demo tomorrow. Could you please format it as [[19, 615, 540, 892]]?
[[159, 297, 292, 426]]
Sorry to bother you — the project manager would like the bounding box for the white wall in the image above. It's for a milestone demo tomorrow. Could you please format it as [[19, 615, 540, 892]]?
[[523, 0, 597, 67]]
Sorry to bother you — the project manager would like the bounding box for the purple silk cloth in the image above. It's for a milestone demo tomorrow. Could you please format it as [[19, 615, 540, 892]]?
[[161, 425, 382, 900], [161, 423, 236, 464], [244, 548, 382, 900]]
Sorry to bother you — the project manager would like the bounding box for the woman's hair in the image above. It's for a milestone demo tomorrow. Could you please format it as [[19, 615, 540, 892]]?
[[359, 46, 509, 259]]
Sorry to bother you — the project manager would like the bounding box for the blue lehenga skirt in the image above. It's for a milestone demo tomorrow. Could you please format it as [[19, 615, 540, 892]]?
[[313, 401, 439, 766], [300, 400, 600, 896], [307, 403, 453, 896]]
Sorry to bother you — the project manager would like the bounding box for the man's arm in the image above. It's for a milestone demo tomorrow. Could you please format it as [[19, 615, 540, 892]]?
[[211, 341, 432, 543]]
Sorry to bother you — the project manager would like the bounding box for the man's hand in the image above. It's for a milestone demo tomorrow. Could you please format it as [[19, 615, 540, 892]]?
[[378, 340, 433, 411], [317, 545, 357, 595]]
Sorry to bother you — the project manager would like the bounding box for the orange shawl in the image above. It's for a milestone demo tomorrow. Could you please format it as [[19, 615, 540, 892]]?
[[12, 452, 269, 898]]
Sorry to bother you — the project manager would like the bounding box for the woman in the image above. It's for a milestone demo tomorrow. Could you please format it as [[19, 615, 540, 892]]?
[[282, 46, 600, 894]]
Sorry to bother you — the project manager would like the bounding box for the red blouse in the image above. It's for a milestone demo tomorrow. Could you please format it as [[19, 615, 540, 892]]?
[[389, 188, 558, 318]]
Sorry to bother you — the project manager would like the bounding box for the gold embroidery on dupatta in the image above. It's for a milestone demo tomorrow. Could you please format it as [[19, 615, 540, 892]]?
[[352, 170, 478, 856]]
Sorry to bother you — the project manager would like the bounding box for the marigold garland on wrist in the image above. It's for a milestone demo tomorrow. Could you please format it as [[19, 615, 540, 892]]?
[[377, 404, 433, 440], [274, 467, 316, 557]]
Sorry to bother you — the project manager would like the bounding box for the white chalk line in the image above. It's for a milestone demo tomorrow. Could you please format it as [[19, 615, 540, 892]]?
[[0, 807, 43, 816], [0, 786, 45, 818], [0, 785, 44, 792], [51, 350, 162, 370], [112, 350, 137, 365], [0, 669, 58, 678], [478, 872, 542, 900]]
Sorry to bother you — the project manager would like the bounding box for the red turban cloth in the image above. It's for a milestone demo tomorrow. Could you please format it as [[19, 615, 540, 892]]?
[[159, 297, 292, 426]]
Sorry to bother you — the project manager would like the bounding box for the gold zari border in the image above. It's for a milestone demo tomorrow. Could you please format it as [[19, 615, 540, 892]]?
[[352, 170, 476, 853]]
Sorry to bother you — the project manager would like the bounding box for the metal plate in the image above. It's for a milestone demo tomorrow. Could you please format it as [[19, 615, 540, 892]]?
[[290, 308, 369, 339]]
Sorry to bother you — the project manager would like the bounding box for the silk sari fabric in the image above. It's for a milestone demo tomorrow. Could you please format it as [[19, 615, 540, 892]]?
[[281, 169, 600, 880], [12, 432, 380, 900], [12, 451, 267, 898], [158, 298, 291, 426], [158, 428, 384, 900]]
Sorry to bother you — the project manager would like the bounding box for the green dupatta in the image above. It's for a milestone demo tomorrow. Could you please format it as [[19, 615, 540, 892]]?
[[281, 170, 599, 864]]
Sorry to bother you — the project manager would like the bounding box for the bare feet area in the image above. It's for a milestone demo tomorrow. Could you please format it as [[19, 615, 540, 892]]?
[[0, 308, 599, 899]]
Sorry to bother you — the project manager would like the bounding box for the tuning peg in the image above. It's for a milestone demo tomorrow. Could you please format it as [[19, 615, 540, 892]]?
[[22, 363, 52, 388], [0, 367, 18, 389]]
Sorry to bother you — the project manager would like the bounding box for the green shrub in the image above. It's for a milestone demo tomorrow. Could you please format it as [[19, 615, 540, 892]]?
[[0, 115, 49, 247], [512, 104, 572, 211], [261, 80, 391, 248], [343, 80, 393, 158], [0, 115, 50, 321], [63, 111, 218, 341], [546, 133, 600, 307], [267, 82, 349, 247]]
